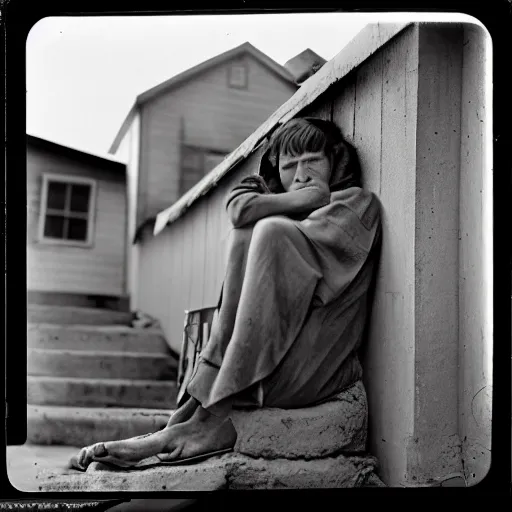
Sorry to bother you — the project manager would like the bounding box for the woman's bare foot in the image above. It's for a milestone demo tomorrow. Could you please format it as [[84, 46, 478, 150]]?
[[70, 430, 171, 471], [160, 405, 237, 461], [69, 403, 236, 471], [165, 396, 200, 428]]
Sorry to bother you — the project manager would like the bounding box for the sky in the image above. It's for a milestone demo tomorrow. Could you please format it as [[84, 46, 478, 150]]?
[[26, 12, 482, 163]]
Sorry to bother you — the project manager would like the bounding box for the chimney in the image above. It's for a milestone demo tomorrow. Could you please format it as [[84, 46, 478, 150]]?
[[284, 49, 327, 85]]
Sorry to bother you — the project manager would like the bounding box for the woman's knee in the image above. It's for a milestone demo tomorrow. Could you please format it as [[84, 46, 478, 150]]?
[[252, 216, 295, 241]]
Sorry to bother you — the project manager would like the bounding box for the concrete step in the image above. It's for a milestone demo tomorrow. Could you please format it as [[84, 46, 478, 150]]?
[[27, 348, 178, 381], [27, 304, 132, 326], [27, 290, 130, 312], [27, 323, 170, 354], [27, 376, 177, 409], [27, 405, 171, 446]]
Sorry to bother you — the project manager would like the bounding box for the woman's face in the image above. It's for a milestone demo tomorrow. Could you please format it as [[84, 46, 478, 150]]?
[[278, 151, 332, 192]]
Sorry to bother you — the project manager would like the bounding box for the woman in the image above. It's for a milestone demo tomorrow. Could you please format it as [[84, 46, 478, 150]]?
[[71, 117, 382, 471]]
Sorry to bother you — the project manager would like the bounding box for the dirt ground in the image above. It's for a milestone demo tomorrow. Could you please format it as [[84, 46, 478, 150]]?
[[6, 442, 81, 493]]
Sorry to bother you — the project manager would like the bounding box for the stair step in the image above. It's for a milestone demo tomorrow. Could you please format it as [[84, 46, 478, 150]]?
[[27, 405, 172, 446], [28, 376, 177, 409], [27, 348, 178, 380], [27, 323, 170, 354], [27, 305, 132, 326]]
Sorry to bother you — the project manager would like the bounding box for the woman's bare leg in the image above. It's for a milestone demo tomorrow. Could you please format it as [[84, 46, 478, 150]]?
[[166, 396, 200, 427], [158, 404, 237, 462]]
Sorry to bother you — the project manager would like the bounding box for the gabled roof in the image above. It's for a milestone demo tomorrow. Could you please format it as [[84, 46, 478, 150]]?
[[27, 134, 126, 174], [108, 42, 298, 155]]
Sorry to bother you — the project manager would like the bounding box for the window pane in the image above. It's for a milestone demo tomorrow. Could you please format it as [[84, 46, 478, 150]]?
[[67, 218, 88, 241], [46, 181, 67, 210], [44, 215, 65, 238], [70, 184, 91, 213]]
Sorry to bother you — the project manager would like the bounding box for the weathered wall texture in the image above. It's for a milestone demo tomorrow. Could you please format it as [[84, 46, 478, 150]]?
[[458, 23, 492, 485], [27, 146, 127, 296], [407, 23, 464, 485], [135, 23, 490, 487]]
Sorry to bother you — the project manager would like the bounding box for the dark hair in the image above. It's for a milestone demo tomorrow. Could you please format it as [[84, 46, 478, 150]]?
[[267, 117, 344, 166]]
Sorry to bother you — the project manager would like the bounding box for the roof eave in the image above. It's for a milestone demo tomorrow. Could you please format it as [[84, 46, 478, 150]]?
[[108, 103, 139, 155], [28, 135, 127, 173]]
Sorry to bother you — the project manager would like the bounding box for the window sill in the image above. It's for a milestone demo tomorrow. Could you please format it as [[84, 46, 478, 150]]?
[[36, 237, 94, 249]]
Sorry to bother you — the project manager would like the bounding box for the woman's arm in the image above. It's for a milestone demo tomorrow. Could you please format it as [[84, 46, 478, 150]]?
[[226, 184, 331, 228]]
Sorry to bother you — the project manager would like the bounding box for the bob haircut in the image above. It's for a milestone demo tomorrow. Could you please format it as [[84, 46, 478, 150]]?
[[267, 117, 344, 167]]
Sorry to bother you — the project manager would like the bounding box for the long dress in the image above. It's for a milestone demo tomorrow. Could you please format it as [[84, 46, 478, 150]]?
[[186, 178, 382, 415]]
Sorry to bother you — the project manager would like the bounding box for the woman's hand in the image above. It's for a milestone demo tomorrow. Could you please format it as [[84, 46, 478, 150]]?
[[289, 183, 331, 211], [238, 174, 272, 195], [226, 178, 331, 228]]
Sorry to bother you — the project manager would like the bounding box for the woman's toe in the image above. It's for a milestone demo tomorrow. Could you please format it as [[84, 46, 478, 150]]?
[[91, 442, 108, 460], [73, 443, 108, 469], [167, 444, 184, 460]]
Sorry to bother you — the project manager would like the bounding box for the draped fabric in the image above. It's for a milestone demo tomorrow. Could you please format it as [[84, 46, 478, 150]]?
[[186, 135, 382, 414]]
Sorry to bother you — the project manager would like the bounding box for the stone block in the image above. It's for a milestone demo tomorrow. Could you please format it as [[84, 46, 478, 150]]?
[[226, 452, 378, 489], [40, 456, 230, 492], [230, 380, 367, 459], [40, 451, 377, 491]]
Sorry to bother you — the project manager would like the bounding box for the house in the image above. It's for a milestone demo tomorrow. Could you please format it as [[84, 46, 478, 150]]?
[[27, 135, 128, 309], [131, 23, 491, 487], [108, 42, 308, 309]]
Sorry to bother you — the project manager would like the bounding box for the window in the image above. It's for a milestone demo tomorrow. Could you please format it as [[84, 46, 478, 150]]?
[[180, 146, 227, 196], [228, 62, 248, 89], [38, 174, 96, 246]]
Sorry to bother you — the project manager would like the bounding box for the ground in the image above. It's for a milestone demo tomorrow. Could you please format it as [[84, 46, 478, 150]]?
[[6, 443, 79, 492], [5, 445, 196, 511]]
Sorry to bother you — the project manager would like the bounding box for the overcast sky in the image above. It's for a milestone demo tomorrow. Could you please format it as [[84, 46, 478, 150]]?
[[26, 12, 480, 162]]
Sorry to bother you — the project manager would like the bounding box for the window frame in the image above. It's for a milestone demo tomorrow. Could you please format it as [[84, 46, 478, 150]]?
[[179, 146, 227, 197], [37, 173, 97, 247], [228, 61, 249, 90]]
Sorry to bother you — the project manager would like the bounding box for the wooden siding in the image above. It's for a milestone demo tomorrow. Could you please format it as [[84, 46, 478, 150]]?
[[137, 54, 297, 225], [27, 146, 127, 296]]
